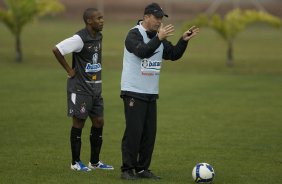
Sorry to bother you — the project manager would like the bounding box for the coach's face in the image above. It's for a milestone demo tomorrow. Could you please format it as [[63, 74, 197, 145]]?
[[144, 14, 163, 32], [88, 11, 104, 32]]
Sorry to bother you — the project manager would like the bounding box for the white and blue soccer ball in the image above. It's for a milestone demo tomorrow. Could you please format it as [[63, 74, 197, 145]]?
[[192, 163, 215, 183]]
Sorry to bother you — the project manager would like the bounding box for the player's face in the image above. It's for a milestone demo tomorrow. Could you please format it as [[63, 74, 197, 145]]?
[[88, 11, 104, 32], [145, 14, 163, 32]]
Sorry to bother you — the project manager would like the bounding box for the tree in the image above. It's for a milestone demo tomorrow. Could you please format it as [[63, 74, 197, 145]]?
[[0, 0, 64, 62], [184, 9, 281, 66]]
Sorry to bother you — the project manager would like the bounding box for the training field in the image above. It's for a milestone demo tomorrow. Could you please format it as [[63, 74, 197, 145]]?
[[0, 20, 282, 184]]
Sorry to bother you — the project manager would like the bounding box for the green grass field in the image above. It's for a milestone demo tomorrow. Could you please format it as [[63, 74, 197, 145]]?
[[1, 19, 282, 184]]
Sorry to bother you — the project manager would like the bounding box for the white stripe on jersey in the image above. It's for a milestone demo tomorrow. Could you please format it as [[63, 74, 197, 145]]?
[[85, 80, 102, 84]]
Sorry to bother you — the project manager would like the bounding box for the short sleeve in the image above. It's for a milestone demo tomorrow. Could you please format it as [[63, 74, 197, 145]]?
[[55, 35, 84, 55]]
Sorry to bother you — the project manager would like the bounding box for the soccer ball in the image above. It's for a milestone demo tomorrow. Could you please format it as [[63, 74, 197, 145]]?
[[192, 163, 215, 183]]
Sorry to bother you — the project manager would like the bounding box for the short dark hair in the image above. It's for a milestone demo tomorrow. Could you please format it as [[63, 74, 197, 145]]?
[[144, 3, 168, 18], [83, 8, 98, 24]]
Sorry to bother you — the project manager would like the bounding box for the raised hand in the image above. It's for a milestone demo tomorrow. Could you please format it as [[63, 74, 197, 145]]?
[[157, 23, 175, 41], [182, 26, 200, 41]]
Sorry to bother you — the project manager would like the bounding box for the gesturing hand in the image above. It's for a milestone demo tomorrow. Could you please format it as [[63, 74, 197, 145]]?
[[157, 23, 175, 41], [182, 26, 200, 41]]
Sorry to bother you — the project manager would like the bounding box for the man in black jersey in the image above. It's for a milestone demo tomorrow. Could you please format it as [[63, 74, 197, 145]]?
[[52, 8, 113, 171]]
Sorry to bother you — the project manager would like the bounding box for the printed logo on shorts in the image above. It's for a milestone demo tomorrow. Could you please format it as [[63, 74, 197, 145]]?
[[80, 103, 86, 114], [129, 98, 135, 107]]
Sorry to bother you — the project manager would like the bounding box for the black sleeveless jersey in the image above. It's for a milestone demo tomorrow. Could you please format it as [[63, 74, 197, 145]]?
[[67, 28, 103, 96]]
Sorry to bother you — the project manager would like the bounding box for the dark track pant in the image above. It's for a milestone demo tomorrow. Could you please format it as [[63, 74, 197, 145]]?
[[121, 97, 157, 172]]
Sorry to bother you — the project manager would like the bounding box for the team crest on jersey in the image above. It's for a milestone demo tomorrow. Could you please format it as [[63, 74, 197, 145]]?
[[85, 53, 102, 73], [93, 46, 99, 52], [93, 43, 101, 52]]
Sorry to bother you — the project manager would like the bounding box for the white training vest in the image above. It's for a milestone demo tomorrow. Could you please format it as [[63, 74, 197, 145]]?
[[121, 24, 164, 94]]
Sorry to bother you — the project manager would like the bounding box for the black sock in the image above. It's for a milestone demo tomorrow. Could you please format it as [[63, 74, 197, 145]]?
[[90, 126, 103, 164], [70, 127, 82, 164]]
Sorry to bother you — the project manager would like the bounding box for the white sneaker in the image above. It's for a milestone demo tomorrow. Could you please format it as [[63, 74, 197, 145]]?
[[88, 161, 114, 170], [71, 161, 91, 171]]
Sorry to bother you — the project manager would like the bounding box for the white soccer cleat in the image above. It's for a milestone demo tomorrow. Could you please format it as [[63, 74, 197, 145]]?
[[88, 161, 114, 170], [71, 161, 91, 171]]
